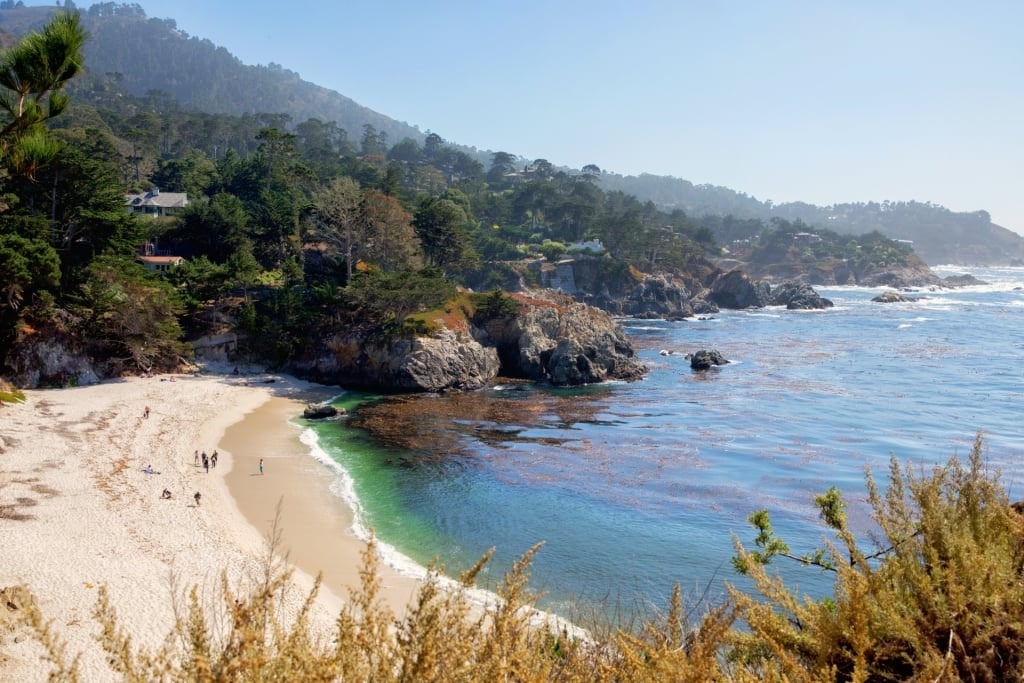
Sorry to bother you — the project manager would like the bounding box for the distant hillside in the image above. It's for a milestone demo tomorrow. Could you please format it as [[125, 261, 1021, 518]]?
[[598, 174, 1024, 266], [1, 3, 426, 147], [3, 3, 1022, 266]]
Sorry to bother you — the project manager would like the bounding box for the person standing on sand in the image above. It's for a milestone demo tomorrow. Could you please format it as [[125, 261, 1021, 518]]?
[[194, 491, 201, 506], [259, 458, 264, 475], [211, 450, 218, 468], [194, 450, 199, 467], [144, 405, 150, 419], [203, 452, 209, 473]]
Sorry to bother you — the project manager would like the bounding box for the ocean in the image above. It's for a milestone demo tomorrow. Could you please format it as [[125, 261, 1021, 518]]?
[[298, 265, 1024, 622]]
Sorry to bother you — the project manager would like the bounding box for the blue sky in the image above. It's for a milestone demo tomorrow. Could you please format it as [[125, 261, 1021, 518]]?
[[79, 2, 1024, 234]]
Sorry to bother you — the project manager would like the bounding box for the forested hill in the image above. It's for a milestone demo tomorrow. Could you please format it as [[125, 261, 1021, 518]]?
[[598, 174, 1024, 266], [2, 3, 1022, 265], [0, 2, 425, 148]]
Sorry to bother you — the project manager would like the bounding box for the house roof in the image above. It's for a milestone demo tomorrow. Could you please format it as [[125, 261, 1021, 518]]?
[[138, 256, 185, 265], [125, 189, 189, 208]]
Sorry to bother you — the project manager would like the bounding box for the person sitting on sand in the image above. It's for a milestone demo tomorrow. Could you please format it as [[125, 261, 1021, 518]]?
[[143, 464, 158, 474], [160, 488, 172, 499]]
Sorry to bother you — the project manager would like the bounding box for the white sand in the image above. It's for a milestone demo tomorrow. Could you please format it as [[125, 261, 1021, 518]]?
[[0, 369, 416, 682]]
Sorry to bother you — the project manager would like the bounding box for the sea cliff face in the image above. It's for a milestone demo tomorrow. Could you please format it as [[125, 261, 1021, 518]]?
[[286, 292, 647, 392]]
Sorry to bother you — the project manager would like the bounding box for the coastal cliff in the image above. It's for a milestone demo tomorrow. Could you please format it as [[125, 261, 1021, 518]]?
[[286, 291, 647, 392]]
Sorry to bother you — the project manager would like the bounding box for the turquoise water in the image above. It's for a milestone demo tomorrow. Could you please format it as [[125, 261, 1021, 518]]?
[[301, 266, 1024, 620]]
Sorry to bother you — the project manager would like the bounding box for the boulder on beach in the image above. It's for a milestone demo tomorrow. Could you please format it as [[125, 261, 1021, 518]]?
[[303, 403, 341, 419]]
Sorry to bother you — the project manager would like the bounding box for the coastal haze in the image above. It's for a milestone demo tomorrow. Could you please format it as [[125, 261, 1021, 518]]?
[[109, 0, 1024, 236]]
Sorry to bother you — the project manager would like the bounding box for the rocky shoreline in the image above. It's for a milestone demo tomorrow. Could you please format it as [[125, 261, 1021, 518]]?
[[4, 257, 985, 394]]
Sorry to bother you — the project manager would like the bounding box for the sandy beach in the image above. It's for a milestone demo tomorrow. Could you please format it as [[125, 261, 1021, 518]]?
[[0, 368, 422, 682]]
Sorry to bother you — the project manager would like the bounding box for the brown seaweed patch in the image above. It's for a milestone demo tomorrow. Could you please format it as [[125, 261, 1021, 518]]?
[[31, 483, 59, 498], [349, 391, 602, 457], [0, 506, 33, 521]]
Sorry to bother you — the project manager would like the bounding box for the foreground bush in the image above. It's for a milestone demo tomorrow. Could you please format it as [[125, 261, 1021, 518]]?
[[13, 433, 1024, 681], [732, 432, 1024, 681]]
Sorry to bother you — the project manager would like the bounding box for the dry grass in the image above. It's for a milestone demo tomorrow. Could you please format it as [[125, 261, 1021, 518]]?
[[6, 433, 1024, 681]]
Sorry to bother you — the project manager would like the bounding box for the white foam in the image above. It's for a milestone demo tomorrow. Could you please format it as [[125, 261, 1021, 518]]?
[[296, 427, 428, 580], [295, 420, 590, 640]]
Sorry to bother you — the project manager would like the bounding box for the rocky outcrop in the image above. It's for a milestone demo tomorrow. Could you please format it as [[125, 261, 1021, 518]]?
[[290, 328, 501, 392], [690, 349, 729, 371], [303, 403, 342, 419], [858, 265, 941, 289], [288, 293, 647, 392], [940, 274, 987, 288], [620, 275, 695, 320], [767, 282, 834, 309], [872, 291, 919, 303], [3, 322, 101, 389], [708, 270, 772, 309], [474, 258, 840, 320], [476, 295, 647, 386]]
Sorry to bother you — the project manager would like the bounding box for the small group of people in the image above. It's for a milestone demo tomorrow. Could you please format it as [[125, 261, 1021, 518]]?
[[194, 449, 219, 472], [157, 488, 201, 508]]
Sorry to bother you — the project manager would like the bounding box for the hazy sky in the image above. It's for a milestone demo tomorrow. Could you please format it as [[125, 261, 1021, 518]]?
[[82, 1, 1024, 234]]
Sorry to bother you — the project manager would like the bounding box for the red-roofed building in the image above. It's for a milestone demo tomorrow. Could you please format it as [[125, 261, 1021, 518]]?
[[138, 255, 185, 272]]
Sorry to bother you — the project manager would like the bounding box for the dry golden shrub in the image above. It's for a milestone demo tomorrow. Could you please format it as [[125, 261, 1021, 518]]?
[[10, 433, 1024, 681]]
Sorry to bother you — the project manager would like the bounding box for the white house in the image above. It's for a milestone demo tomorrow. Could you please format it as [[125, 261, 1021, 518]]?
[[125, 187, 189, 218]]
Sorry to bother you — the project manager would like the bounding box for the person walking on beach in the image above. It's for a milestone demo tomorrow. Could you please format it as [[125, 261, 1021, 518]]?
[[194, 491, 201, 507], [211, 450, 218, 468], [259, 458, 264, 476], [194, 450, 199, 467], [202, 452, 209, 473], [144, 405, 150, 419]]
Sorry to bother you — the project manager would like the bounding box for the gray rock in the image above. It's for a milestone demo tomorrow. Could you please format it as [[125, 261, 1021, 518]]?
[[487, 298, 647, 386], [871, 290, 919, 303], [621, 275, 694, 319], [708, 270, 771, 309], [291, 328, 501, 392], [690, 349, 729, 371], [768, 282, 834, 310], [289, 293, 647, 391], [4, 333, 101, 388], [940, 274, 987, 287], [303, 403, 340, 419]]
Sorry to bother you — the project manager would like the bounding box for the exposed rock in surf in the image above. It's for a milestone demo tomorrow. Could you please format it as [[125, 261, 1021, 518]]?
[[872, 290, 920, 303], [690, 349, 729, 371], [768, 281, 835, 309], [303, 403, 341, 419]]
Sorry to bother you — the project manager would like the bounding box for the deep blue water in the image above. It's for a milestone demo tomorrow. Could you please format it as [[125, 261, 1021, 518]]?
[[302, 266, 1024, 620]]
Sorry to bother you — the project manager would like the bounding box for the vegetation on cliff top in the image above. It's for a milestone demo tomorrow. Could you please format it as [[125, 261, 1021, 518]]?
[[0, 5, 934, 387]]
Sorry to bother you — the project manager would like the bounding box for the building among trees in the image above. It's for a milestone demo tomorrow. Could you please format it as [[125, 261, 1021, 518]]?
[[125, 187, 189, 218]]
